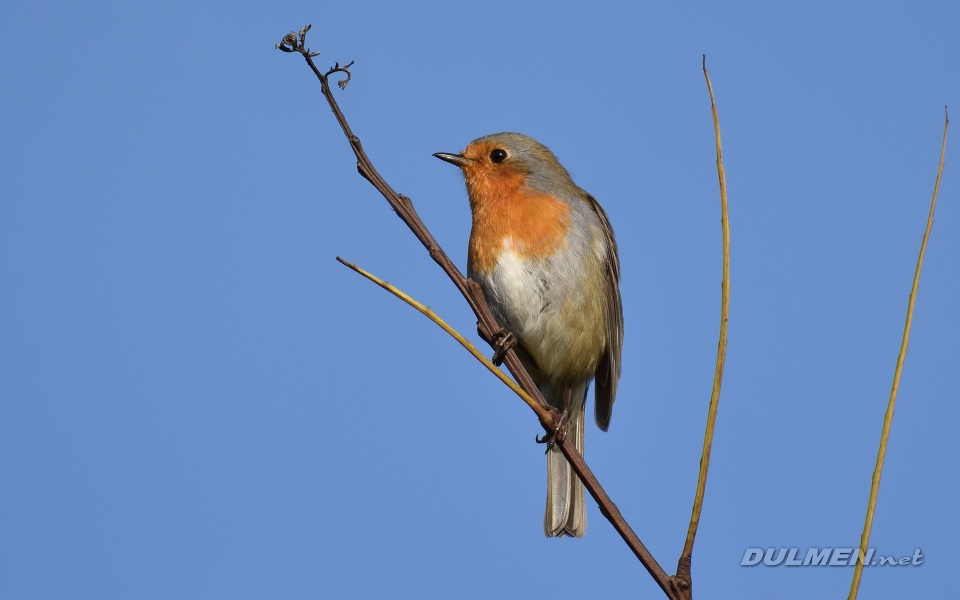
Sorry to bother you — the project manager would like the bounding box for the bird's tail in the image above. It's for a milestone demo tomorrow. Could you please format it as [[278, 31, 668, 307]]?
[[544, 388, 587, 538]]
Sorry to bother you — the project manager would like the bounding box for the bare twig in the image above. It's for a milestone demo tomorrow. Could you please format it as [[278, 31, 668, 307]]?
[[673, 56, 731, 598], [848, 107, 949, 600], [276, 26, 551, 423], [278, 25, 678, 599], [336, 257, 551, 421]]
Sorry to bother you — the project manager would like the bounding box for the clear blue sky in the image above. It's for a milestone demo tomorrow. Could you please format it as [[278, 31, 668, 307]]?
[[2, 1, 957, 598]]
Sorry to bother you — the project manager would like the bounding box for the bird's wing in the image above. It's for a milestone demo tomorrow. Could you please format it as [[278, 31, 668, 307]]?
[[585, 193, 622, 432]]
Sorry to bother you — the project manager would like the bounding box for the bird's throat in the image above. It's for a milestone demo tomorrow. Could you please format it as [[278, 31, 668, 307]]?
[[467, 178, 572, 275]]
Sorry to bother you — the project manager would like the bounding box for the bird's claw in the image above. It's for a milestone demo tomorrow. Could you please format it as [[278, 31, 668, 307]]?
[[490, 328, 517, 367], [535, 409, 569, 453]]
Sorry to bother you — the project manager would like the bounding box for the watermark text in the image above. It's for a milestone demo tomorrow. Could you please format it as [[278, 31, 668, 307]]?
[[740, 547, 923, 567]]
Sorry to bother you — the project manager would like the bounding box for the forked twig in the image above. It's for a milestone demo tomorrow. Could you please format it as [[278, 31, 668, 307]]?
[[848, 107, 949, 600], [277, 24, 678, 598]]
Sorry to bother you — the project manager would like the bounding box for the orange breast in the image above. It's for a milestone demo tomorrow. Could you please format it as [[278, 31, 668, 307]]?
[[465, 169, 572, 274]]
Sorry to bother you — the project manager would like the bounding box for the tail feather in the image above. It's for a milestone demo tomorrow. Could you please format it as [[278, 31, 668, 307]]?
[[544, 407, 586, 537]]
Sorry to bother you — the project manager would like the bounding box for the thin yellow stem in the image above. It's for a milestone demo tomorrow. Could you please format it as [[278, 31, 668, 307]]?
[[335, 257, 550, 423], [681, 56, 731, 565], [848, 107, 949, 600]]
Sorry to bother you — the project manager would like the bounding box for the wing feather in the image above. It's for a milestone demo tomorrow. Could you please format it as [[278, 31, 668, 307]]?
[[584, 194, 622, 431]]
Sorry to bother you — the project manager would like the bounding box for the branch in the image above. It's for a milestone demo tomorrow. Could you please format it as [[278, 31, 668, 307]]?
[[848, 106, 949, 600], [277, 25, 678, 599], [336, 257, 551, 421], [671, 56, 731, 597]]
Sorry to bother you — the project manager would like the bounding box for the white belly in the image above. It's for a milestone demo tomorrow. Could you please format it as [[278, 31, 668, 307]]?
[[475, 245, 606, 384]]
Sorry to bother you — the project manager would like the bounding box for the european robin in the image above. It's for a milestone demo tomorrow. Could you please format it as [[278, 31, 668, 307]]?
[[434, 133, 623, 537]]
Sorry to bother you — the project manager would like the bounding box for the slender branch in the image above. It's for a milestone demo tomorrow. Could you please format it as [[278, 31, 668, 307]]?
[[556, 434, 674, 595], [674, 56, 731, 596], [336, 257, 550, 421], [278, 26, 678, 599], [848, 107, 949, 600]]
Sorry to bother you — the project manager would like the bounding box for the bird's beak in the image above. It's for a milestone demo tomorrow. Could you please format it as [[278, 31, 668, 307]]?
[[433, 152, 474, 168]]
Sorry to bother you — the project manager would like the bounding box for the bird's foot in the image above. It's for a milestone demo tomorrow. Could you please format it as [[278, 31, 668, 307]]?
[[535, 409, 569, 453], [490, 328, 517, 367]]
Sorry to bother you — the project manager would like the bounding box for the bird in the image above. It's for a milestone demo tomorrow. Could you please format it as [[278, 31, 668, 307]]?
[[434, 132, 622, 537]]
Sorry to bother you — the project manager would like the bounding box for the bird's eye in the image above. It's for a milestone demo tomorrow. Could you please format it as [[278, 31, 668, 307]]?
[[490, 149, 508, 164]]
